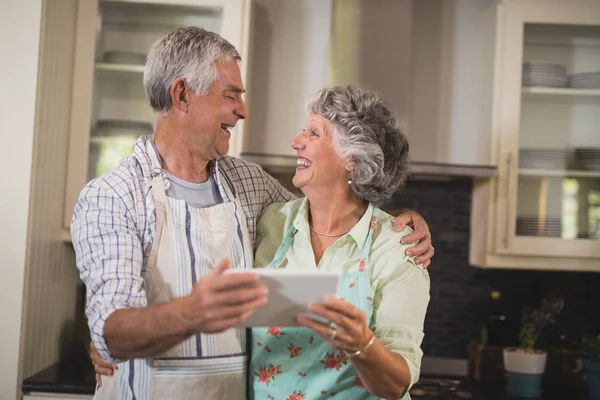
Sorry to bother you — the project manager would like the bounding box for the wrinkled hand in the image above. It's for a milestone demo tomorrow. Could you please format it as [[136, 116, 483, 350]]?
[[181, 258, 268, 334], [297, 297, 372, 355], [393, 210, 434, 268], [90, 341, 116, 387]]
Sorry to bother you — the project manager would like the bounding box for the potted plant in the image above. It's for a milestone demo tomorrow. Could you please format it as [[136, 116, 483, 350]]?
[[582, 334, 600, 400], [502, 297, 563, 398]]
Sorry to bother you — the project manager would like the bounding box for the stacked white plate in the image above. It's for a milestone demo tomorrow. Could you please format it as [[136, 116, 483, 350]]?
[[519, 148, 567, 170], [522, 61, 567, 87], [516, 216, 562, 237], [571, 147, 600, 171], [568, 72, 600, 89]]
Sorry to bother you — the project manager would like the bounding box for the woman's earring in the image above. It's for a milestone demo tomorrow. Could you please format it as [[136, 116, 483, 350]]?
[[347, 172, 352, 185]]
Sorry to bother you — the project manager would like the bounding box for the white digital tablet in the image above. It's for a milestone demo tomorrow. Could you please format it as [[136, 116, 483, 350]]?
[[224, 269, 341, 327]]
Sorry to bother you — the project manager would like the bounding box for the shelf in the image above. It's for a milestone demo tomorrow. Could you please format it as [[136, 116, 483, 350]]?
[[519, 168, 600, 178], [95, 63, 145, 74], [241, 153, 497, 178], [522, 86, 600, 97]]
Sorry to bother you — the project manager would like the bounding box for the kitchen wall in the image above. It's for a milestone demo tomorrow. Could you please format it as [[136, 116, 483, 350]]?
[[244, 0, 496, 167], [384, 178, 600, 358], [0, 0, 43, 398]]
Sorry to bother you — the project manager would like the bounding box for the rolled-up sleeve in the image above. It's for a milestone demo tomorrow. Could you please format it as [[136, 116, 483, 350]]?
[[371, 243, 430, 390], [71, 181, 147, 363]]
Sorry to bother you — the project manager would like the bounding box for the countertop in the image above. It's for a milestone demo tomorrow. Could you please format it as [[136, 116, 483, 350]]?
[[22, 356, 96, 395], [471, 380, 589, 400], [21, 359, 589, 399]]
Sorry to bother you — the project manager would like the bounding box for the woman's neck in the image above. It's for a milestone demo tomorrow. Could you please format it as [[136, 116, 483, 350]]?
[[306, 189, 365, 235]]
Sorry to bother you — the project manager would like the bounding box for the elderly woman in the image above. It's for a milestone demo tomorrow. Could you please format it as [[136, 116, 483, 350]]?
[[249, 85, 429, 399]]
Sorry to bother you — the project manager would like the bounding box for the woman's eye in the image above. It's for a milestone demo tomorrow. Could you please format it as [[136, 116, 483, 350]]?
[[311, 131, 319, 137]]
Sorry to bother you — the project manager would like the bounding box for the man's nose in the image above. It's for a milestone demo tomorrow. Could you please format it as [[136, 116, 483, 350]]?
[[235, 98, 248, 120]]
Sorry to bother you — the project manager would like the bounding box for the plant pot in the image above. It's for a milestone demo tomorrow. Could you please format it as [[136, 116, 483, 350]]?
[[503, 347, 547, 398], [583, 359, 600, 400]]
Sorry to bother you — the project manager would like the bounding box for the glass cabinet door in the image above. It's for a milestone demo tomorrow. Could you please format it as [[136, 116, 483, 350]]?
[[64, 0, 248, 229], [88, 0, 226, 181], [492, 2, 600, 260], [517, 23, 600, 245]]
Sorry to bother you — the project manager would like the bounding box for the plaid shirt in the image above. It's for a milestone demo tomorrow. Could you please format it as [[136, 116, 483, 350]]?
[[71, 135, 295, 361]]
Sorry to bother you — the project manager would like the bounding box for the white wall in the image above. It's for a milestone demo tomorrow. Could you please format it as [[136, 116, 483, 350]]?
[[243, 0, 497, 167], [244, 0, 332, 156], [410, 0, 494, 165], [20, 0, 81, 381], [0, 0, 43, 398]]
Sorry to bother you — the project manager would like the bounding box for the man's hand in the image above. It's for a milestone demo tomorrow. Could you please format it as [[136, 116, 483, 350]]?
[[393, 210, 434, 268], [90, 341, 116, 386], [180, 258, 268, 334]]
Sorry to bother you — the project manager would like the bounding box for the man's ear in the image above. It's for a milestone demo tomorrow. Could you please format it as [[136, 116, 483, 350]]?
[[170, 78, 189, 112]]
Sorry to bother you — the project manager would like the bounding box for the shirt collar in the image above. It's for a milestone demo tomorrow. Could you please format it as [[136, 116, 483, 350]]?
[[293, 197, 374, 250], [138, 135, 222, 192]]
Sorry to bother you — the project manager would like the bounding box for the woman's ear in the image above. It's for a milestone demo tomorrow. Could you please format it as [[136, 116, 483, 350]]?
[[344, 158, 356, 172]]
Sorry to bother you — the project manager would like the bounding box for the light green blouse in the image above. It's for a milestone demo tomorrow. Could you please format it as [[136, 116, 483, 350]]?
[[254, 197, 431, 390]]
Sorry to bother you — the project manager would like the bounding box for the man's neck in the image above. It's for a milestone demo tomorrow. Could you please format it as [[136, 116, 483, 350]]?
[[153, 120, 211, 183], [304, 185, 365, 234]]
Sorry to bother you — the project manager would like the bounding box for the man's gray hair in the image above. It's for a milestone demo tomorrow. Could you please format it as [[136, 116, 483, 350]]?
[[143, 27, 241, 112], [306, 85, 410, 205]]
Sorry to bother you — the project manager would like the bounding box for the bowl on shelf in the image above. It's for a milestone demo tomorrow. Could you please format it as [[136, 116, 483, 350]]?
[[102, 50, 147, 65], [519, 148, 567, 170], [568, 72, 600, 89], [570, 147, 600, 171], [522, 61, 567, 88]]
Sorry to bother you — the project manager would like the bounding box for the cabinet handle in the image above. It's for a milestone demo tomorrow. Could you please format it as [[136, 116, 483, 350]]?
[[503, 152, 514, 248]]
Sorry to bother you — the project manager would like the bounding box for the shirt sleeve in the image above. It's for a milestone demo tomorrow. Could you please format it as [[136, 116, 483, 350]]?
[[70, 181, 147, 363], [262, 169, 296, 205], [370, 240, 430, 391]]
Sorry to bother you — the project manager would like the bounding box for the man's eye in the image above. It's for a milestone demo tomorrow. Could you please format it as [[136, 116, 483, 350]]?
[[226, 95, 235, 100]]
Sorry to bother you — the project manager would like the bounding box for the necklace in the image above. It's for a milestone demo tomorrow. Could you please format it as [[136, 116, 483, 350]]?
[[309, 204, 368, 238], [309, 225, 350, 237]]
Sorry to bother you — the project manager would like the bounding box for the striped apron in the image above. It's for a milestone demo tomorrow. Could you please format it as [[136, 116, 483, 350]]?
[[93, 149, 253, 399]]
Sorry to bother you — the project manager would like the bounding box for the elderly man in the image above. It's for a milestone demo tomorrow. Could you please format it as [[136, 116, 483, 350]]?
[[73, 27, 434, 400]]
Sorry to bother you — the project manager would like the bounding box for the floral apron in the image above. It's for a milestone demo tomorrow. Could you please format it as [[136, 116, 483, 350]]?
[[249, 208, 382, 400]]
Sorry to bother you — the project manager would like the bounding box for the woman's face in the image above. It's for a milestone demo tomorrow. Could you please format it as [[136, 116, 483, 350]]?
[[290, 113, 348, 191]]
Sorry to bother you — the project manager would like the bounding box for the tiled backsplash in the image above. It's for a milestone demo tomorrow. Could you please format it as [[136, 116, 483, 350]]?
[[383, 178, 600, 359]]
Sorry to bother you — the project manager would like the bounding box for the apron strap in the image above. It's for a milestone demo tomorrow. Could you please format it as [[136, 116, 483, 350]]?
[[147, 170, 168, 275], [360, 207, 379, 270], [268, 225, 297, 269]]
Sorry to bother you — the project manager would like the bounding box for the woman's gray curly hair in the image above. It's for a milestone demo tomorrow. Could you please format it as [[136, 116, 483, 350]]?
[[306, 85, 410, 206]]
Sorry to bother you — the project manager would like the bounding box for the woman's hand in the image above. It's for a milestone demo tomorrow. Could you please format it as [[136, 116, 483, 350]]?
[[90, 341, 117, 387], [297, 297, 373, 354], [393, 210, 434, 268]]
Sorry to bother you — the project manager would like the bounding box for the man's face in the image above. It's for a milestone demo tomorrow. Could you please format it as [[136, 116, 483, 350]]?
[[184, 61, 248, 159]]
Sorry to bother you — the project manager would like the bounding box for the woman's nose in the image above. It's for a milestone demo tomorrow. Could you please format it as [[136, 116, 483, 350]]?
[[291, 133, 306, 150]]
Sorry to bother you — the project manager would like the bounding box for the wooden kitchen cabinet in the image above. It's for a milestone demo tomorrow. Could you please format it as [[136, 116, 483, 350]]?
[[62, 0, 251, 230], [471, 0, 600, 271]]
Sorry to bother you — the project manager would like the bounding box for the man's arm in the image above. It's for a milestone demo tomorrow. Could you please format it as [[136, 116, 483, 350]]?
[[262, 169, 297, 204], [103, 259, 267, 359], [72, 182, 267, 362], [71, 181, 149, 362]]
